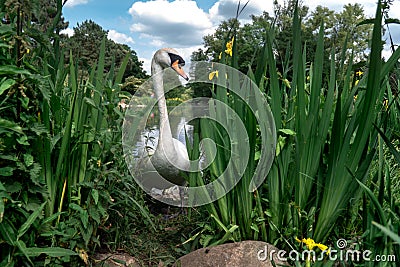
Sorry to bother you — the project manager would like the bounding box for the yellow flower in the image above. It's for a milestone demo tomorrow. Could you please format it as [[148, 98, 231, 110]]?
[[218, 52, 222, 60], [296, 237, 330, 254], [78, 249, 89, 265], [383, 99, 388, 110], [316, 243, 330, 254], [356, 70, 363, 76], [282, 78, 291, 88], [26, 48, 30, 54], [302, 238, 316, 250], [225, 37, 234, 57], [209, 70, 219, 80], [355, 80, 359, 86]]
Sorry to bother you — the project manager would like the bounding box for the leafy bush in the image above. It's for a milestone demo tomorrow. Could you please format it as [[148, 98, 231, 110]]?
[[0, 1, 153, 265]]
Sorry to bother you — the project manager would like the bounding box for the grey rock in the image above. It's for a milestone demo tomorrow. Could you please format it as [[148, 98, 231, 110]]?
[[174, 240, 288, 267]]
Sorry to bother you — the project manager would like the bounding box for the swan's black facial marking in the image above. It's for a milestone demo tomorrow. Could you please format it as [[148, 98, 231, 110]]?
[[167, 52, 189, 81], [168, 53, 185, 67]]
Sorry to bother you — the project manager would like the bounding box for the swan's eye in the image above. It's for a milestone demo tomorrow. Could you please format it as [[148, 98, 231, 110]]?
[[171, 60, 185, 69], [172, 60, 185, 70], [172, 60, 180, 69], [168, 52, 185, 67]]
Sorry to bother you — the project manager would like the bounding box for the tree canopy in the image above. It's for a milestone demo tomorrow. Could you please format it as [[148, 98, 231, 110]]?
[[62, 20, 147, 80], [195, 1, 373, 75]]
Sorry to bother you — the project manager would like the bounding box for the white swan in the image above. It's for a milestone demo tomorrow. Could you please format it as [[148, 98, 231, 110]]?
[[148, 48, 190, 186]]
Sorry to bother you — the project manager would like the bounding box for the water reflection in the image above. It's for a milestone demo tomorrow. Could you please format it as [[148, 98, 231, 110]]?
[[134, 117, 194, 159]]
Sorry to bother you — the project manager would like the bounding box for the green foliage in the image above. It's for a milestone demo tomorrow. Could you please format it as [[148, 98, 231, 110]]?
[[62, 19, 148, 80], [0, 0, 151, 265], [120, 76, 147, 94], [185, 3, 275, 246], [201, 13, 272, 74], [0, 193, 78, 266], [0, 2, 60, 264], [359, 119, 400, 265], [259, 0, 400, 251], [188, 2, 400, 266], [197, 1, 373, 79], [190, 49, 213, 98]]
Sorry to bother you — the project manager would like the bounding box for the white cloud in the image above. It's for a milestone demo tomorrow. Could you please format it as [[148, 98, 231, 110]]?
[[384, 0, 400, 46], [176, 45, 202, 65], [139, 57, 151, 76], [128, 0, 275, 74], [64, 0, 89, 8], [149, 38, 165, 47], [305, 0, 399, 18], [128, 0, 399, 74], [108, 30, 135, 45], [129, 0, 212, 47], [60, 28, 74, 37], [128, 0, 274, 48], [382, 46, 393, 61], [388, 0, 400, 18], [209, 0, 273, 24]]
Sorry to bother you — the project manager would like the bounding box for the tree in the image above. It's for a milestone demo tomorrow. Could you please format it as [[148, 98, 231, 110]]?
[[190, 48, 212, 98], [64, 20, 106, 68], [202, 18, 240, 62], [200, 13, 273, 74], [31, 0, 69, 34], [273, 0, 310, 62], [63, 20, 147, 80], [331, 4, 372, 62], [194, 1, 373, 83], [120, 43, 147, 79], [240, 12, 273, 72]]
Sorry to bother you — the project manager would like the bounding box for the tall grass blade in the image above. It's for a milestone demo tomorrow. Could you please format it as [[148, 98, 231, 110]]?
[[17, 202, 46, 240], [314, 0, 386, 241], [372, 222, 400, 244], [22, 247, 77, 257], [356, 179, 387, 225]]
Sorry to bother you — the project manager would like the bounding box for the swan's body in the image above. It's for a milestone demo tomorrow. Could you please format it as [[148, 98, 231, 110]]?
[[148, 48, 190, 186]]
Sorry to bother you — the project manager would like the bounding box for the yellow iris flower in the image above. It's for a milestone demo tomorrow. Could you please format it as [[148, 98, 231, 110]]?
[[225, 37, 234, 57], [295, 237, 330, 254], [383, 99, 389, 110], [209, 70, 219, 80]]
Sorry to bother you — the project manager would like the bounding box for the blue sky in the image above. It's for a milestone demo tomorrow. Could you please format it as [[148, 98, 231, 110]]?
[[62, 0, 400, 74]]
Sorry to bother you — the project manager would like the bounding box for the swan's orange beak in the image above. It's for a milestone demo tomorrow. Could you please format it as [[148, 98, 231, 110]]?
[[172, 60, 189, 81]]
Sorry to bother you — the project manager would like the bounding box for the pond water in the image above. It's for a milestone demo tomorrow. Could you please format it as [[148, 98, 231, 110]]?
[[133, 117, 194, 159]]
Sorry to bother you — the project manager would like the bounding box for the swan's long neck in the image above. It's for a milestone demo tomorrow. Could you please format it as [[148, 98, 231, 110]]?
[[151, 62, 174, 146]]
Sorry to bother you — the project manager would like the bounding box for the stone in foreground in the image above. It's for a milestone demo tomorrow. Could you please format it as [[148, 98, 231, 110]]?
[[174, 240, 288, 267]]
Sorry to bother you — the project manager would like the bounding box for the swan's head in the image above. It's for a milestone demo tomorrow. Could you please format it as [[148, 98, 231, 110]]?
[[152, 48, 189, 81]]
